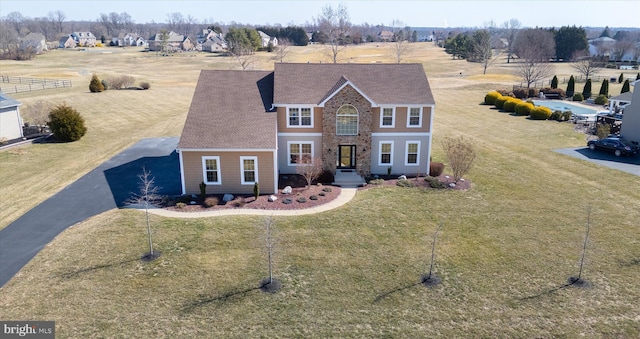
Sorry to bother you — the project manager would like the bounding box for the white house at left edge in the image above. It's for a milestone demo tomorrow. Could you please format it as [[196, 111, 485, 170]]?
[[0, 93, 24, 143]]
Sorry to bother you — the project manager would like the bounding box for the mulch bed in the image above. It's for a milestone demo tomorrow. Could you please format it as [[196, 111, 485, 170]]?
[[162, 174, 470, 213]]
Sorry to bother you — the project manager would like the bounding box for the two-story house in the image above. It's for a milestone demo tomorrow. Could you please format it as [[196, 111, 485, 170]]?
[[177, 63, 435, 195], [71, 32, 96, 47]]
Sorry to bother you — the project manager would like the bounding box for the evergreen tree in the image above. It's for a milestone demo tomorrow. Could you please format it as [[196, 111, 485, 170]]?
[[566, 75, 575, 97], [636, 73, 640, 80], [618, 73, 624, 83], [599, 26, 611, 38], [551, 75, 558, 89], [582, 79, 592, 99], [554, 25, 588, 61], [48, 104, 87, 142], [89, 73, 104, 92], [598, 79, 609, 97], [621, 79, 630, 93]]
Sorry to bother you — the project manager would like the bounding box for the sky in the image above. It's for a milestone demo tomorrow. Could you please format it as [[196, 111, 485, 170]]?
[[1, 0, 639, 29]]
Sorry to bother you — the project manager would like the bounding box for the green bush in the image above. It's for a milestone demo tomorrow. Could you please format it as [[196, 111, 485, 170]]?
[[550, 110, 562, 121], [582, 79, 592, 99], [429, 162, 445, 177], [572, 93, 584, 101], [530, 106, 552, 120], [89, 73, 104, 92], [425, 176, 445, 189], [514, 102, 534, 116], [484, 91, 502, 105], [309, 195, 318, 200], [561, 111, 573, 121], [618, 73, 624, 83], [503, 98, 521, 113], [594, 94, 608, 105], [396, 179, 415, 187], [621, 79, 630, 93], [551, 75, 558, 89], [494, 96, 509, 109], [253, 182, 260, 199], [369, 178, 385, 185], [48, 104, 87, 142], [598, 79, 609, 96], [566, 75, 575, 97], [296, 197, 307, 203]]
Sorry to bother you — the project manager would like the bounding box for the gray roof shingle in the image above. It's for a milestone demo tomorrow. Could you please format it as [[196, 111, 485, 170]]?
[[177, 70, 276, 150], [273, 63, 434, 106]]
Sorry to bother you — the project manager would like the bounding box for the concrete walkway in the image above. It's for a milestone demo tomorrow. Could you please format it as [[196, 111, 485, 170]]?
[[144, 187, 357, 218]]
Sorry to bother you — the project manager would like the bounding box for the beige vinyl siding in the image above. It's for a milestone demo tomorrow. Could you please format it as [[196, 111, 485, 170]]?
[[277, 106, 324, 133], [181, 151, 275, 194], [371, 106, 433, 133]]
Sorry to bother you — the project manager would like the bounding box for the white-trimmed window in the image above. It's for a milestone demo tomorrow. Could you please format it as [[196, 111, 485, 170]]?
[[336, 104, 358, 135], [202, 156, 221, 184], [379, 141, 394, 166], [288, 142, 313, 165], [240, 156, 258, 185], [407, 107, 423, 127], [380, 107, 395, 128], [287, 107, 313, 127], [405, 141, 420, 166]]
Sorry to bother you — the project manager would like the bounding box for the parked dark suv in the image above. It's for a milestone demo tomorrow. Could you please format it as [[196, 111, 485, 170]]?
[[587, 137, 638, 157]]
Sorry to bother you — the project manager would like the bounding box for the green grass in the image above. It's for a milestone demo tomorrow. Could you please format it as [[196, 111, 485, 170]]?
[[1, 43, 639, 337]]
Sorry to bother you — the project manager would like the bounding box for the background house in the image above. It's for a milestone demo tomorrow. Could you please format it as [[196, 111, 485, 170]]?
[[258, 31, 278, 48], [148, 31, 186, 52], [177, 63, 435, 195], [0, 93, 24, 142], [19, 33, 47, 54], [71, 32, 96, 46], [59, 35, 77, 48]]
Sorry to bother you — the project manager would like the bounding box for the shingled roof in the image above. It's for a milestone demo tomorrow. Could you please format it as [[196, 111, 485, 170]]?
[[177, 70, 276, 150], [273, 63, 434, 106]]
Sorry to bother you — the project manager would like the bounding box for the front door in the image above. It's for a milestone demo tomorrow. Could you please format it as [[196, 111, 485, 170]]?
[[337, 145, 356, 169]]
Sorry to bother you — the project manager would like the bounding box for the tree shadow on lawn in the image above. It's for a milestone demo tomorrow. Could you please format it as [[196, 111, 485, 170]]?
[[518, 277, 591, 301], [373, 276, 441, 303], [57, 257, 141, 280], [182, 281, 261, 313]]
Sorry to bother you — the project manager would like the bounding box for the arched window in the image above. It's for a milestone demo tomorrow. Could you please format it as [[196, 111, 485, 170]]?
[[336, 105, 358, 135]]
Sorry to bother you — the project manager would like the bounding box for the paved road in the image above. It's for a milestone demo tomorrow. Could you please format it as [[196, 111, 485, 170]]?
[[0, 137, 181, 288], [554, 147, 640, 176]]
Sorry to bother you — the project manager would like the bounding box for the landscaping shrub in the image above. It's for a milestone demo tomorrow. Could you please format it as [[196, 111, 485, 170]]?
[[596, 124, 611, 140], [297, 197, 307, 203], [566, 75, 575, 97], [175, 202, 186, 209], [253, 182, 260, 199], [561, 111, 573, 121], [530, 106, 552, 120], [317, 170, 334, 184], [107, 75, 136, 90], [618, 72, 624, 83], [425, 176, 445, 189], [322, 187, 332, 192], [514, 102, 534, 116], [572, 93, 584, 101], [48, 104, 87, 142], [369, 178, 384, 185], [598, 79, 609, 96], [502, 98, 521, 113], [550, 110, 562, 121], [429, 162, 445, 177], [318, 192, 326, 197], [309, 195, 318, 200], [582, 79, 592, 99], [396, 179, 415, 187], [528, 88, 540, 98], [621, 79, 630, 93], [100, 79, 108, 90], [512, 88, 528, 99], [484, 91, 502, 105], [140, 82, 150, 90], [551, 75, 558, 89], [494, 96, 509, 109], [594, 94, 608, 105], [89, 73, 104, 92], [203, 197, 219, 207]]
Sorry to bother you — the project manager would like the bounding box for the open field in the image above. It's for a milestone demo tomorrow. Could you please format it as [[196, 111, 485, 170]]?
[[1, 43, 639, 337]]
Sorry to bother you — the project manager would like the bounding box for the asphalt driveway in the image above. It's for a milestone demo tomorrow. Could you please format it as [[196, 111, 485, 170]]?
[[0, 137, 181, 288], [554, 147, 640, 176]]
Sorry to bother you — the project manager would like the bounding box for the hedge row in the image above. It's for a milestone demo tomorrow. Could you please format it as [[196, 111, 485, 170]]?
[[484, 90, 573, 122]]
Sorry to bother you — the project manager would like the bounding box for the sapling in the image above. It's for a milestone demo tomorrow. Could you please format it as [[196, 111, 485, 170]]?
[[422, 221, 443, 287], [127, 166, 162, 261], [569, 206, 592, 287]]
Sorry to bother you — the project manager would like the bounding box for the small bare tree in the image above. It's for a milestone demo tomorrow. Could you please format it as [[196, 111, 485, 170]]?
[[569, 206, 592, 287], [127, 166, 162, 261], [22, 100, 50, 133], [296, 157, 324, 189], [571, 52, 603, 80], [316, 3, 351, 63], [274, 38, 291, 63], [229, 47, 255, 70], [441, 136, 476, 182], [422, 221, 443, 287], [259, 216, 281, 293]]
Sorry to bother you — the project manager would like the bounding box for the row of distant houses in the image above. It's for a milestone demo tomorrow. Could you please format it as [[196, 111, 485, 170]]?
[[588, 37, 640, 63]]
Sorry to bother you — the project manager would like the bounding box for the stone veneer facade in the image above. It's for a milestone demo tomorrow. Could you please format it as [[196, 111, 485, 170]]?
[[322, 85, 372, 176]]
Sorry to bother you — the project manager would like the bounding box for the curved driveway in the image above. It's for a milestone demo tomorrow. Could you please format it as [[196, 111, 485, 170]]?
[[0, 137, 182, 287]]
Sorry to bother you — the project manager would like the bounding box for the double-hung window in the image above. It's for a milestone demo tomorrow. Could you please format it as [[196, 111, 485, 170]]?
[[288, 107, 313, 127], [380, 107, 395, 127], [379, 141, 393, 166], [289, 142, 313, 165], [336, 105, 358, 135], [202, 156, 221, 184], [405, 141, 420, 166], [407, 107, 423, 127], [240, 156, 258, 185]]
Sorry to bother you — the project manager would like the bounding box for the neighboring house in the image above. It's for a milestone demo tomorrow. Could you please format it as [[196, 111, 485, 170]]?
[[177, 63, 435, 195], [202, 38, 226, 53], [0, 93, 24, 142], [59, 35, 77, 48], [377, 30, 394, 42], [258, 31, 278, 48], [71, 32, 96, 46], [148, 31, 185, 52], [181, 36, 195, 51], [620, 81, 639, 145], [20, 33, 47, 54], [609, 91, 633, 114]]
